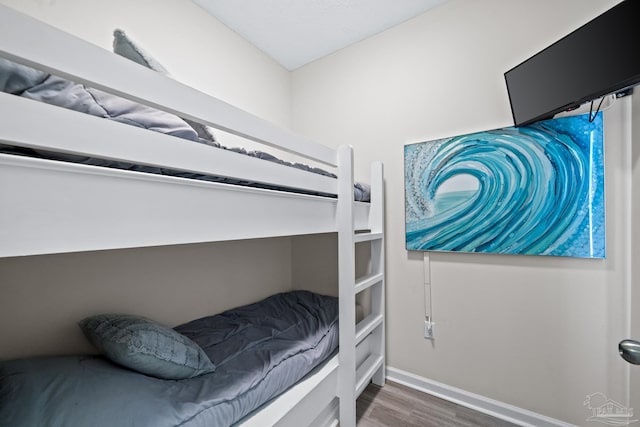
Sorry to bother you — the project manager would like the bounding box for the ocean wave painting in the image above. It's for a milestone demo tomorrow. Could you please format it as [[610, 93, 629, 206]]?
[[404, 112, 605, 258]]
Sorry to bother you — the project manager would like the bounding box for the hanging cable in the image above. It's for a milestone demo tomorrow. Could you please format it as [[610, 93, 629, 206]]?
[[589, 95, 606, 122]]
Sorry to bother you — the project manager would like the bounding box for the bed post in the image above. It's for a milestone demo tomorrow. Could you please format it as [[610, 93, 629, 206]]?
[[337, 145, 357, 427], [337, 147, 386, 427], [369, 161, 385, 387]]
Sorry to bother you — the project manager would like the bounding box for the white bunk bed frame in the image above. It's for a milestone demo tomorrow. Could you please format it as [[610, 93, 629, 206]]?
[[0, 5, 385, 427]]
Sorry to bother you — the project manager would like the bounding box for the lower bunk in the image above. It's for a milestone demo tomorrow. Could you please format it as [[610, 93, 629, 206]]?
[[0, 291, 344, 427]]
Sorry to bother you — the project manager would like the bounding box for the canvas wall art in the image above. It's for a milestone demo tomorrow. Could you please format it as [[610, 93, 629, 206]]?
[[404, 112, 605, 258]]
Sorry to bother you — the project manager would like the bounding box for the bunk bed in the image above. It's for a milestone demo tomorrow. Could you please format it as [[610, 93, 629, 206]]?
[[0, 5, 385, 427]]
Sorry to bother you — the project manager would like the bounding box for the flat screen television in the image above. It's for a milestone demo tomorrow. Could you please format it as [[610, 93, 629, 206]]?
[[504, 0, 640, 127]]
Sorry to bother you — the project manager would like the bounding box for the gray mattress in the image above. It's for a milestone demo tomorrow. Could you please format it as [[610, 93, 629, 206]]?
[[0, 291, 339, 427], [0, 143, 371, 201]]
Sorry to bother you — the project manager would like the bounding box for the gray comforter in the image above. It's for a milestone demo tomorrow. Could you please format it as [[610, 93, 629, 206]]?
[[0, 58, 370, 201], [0, 291, 339, 427]]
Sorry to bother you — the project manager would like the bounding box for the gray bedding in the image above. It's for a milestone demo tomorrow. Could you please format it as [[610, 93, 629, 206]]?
[[0, 58, 370, 201], [0, 291, 339, 427]]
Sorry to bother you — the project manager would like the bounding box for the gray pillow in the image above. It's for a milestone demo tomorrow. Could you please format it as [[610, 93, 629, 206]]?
[[0, 58, 48, 95], [79, 314, 215, 380], [113, 29, 170, 75], [113, 29, 218, 146]]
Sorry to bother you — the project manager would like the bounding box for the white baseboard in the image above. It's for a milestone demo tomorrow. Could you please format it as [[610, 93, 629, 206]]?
[[386, 366, 575, 427]]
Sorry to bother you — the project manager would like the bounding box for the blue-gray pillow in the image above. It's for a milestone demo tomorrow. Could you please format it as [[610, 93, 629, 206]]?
[[0, 58, 48, 95], [79, 314, 215, 380], [113, 29, 218, 146]]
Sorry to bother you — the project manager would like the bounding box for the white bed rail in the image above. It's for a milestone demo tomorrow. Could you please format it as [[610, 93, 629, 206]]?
[[0, 92, 337, 196], [0, 4, 337, 167]]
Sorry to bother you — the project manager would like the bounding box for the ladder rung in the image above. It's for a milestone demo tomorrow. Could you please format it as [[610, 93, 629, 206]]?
[[354, 272, 383, 294], [353, 232, 383, 243], [355, 354, 384, 397], [355, 313, 383, 346]]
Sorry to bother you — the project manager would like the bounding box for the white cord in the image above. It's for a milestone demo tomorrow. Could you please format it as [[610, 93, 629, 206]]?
[[423, 252, 432, 321]]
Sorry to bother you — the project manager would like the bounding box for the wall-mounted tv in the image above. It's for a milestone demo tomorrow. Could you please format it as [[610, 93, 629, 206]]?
[[505, 0, 640, 127]]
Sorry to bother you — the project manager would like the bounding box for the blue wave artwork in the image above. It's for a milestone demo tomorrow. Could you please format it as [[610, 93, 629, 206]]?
[[404, 112, 605, 258]]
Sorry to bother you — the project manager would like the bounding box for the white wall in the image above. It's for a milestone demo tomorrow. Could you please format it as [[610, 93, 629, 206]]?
[[291, 0, 630, 424], [0, 0, 294, 359]]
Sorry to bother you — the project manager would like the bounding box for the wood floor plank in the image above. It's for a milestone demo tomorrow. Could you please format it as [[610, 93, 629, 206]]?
[[356, 381, 519, 427]]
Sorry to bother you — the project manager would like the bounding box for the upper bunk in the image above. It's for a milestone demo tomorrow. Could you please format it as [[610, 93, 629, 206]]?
[[0, 5, 380, 258]]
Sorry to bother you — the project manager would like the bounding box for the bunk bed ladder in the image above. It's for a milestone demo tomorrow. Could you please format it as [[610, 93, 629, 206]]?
[[337, 146, 385, 427]]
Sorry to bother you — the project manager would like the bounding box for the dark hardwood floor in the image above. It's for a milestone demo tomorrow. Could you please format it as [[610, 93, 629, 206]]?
[[356, 381, 519, 427]]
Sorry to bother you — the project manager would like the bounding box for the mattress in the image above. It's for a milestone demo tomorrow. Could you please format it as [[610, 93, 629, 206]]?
[[0, 143, 371, 201], [0, 291, 339, 427]]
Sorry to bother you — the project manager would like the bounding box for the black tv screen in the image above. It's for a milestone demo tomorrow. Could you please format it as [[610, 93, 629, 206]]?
[[505, 0, 640, 127]]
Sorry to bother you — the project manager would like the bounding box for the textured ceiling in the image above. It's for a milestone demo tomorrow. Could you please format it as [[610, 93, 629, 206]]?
[[193, 0, 448, 70]]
